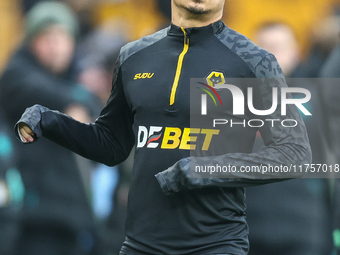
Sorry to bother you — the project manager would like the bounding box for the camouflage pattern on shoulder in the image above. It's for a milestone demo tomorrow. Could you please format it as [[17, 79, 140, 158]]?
[[120, 27, 169, 64], [216, 25, 284, 78]]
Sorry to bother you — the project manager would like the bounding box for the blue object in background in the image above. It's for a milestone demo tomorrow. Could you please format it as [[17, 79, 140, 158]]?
[[0, 132, 13, 160], [91, 164, 119, 220]]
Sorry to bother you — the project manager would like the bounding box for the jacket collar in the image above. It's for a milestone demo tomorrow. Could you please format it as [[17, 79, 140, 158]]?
[[168, 20, 225, 36]]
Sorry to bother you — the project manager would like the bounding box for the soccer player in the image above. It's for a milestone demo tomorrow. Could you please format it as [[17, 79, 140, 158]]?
[[17, 0, 311, 254]]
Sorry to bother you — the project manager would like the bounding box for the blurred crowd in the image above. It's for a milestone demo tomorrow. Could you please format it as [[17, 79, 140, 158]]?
[[0, 0, 340, 254]]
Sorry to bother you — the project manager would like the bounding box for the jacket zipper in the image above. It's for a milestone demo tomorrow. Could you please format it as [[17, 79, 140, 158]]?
[[170, 27, 189, 105]]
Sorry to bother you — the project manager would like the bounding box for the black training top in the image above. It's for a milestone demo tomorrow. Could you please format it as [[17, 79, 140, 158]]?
[[16, 20, 312, 255]]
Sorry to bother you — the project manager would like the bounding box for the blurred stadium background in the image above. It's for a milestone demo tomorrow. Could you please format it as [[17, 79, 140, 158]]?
[[1, 0, 339, 75], [1, 0, 340, 255]]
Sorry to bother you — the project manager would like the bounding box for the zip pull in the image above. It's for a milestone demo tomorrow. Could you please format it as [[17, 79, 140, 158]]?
[[181, 27, 189, 45]]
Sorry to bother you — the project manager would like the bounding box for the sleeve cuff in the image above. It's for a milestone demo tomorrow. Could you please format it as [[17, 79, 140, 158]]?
[[14, 104, 49, 143], [155, 172, 173, 195], [16, 125, 26, 143]]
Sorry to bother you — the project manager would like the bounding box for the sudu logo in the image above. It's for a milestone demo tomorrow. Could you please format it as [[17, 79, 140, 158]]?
[[134, 73, 155, 80]]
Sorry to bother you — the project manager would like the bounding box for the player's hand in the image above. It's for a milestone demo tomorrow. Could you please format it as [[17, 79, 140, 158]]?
[[18, 122, 37, 143]]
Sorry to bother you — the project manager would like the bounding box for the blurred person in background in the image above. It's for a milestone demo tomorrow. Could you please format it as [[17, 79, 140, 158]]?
[[76, 22, 128, 105], [294, 15, 340, 78], [246, 21, 333, 255], [0, 2, 102, 255], [0, 108, 24, 255], [254, 22, 301, 77], [319, 17, 340, 254], [223, 0, 337, 59]]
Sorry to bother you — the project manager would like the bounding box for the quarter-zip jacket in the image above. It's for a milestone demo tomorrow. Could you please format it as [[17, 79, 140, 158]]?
[[16, 20, 311, 254]]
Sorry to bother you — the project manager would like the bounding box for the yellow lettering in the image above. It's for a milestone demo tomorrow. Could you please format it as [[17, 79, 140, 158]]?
[[179, 128, 200, 150], [161, 127, 182, 149], [134, 73, 154, 80], [134, 73, 141, 80], [201, 129, 220, 150]]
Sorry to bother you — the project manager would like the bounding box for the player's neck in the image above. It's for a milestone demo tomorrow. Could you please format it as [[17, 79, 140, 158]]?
[[171, 5, 223, 28]]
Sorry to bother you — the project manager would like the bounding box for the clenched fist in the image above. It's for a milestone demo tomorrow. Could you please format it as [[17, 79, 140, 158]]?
[[18, 122, 38, 143]]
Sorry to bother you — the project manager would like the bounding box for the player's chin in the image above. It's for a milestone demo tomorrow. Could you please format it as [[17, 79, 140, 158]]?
[[185, 5, 210, 15]]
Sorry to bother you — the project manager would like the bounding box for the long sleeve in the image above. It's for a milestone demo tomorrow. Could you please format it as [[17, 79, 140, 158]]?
[[155, 54, 312, 194], [15, 56, 135, 166]]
